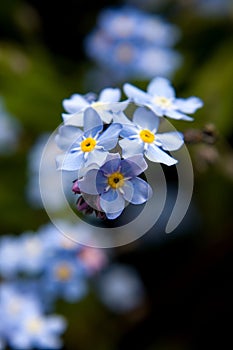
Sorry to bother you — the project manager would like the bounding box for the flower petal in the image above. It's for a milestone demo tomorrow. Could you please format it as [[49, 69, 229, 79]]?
[[119, 139, 144, 158], [123, 83, 150, 104], [156, 131, 184, 151], [120, 155, 148, 177], [78, 169, 100, 195], [123, 178, 152, 204], [62, 111, 84, 126], [145, 144, 177, 166], [165, 109, 194, 121], [120, 123, 139, 138], [133, 106, 160, 131], [57, 151, 84, 170], [85, 149, 108, 167], [63, 94, 89, 113], [100, 156, 121, 174], [147, 77, 175, 98], [100, 190, 125, 215], [98, 88, 121, 103], [175, 97, 204, 114], [55, 125, 83, 150], [83, 108, 103, 133], [98, 123, 122, 150]]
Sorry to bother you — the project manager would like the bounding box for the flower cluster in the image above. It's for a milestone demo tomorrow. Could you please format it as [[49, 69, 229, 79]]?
[[0, 223, 107, 349], [84, 6, 182, 82], [56, 76, 203, 220]]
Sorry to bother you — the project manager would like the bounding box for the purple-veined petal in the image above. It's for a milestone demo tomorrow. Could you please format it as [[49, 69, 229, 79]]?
[[165, 109, 194, 121], [119, 138, 144, 158], [147, 77, 175, 98], [57, 151, 84, 170], [175, 97, 204, 113], [78, 169, 100, 195], [100, 190, 125, 215], [120, 154, 148, 177], [145, 144, 177, 166], [101, 188, 118, 202], [156, 131, 184, 151], [98, 88, 121, 103], [100, 156, 121, 174], [55, 125, 83, 150], [123, 83, 150, 103], [98, 123, 122, 150], [123, 177, 152, 204], [63, 94, 89, 113], [83, 108, 103, 133], [133, 106, 160, 131]]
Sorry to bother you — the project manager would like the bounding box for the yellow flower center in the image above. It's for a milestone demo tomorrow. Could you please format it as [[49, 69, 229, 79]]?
[[154, 96, 172, 108], [107, 172, 125, 189], [80, 137, 96, 152], [91, 101, 104, 109], [139, 129, 155, 143], [55, 264, 72, 281]]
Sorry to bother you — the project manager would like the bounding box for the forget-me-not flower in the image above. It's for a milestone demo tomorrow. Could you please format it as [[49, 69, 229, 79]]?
[[78, 153, 152, 219], [119, 107, 184, 165], [62, 87, 128, 124], [124, 76, 203, 121], [56, 108, 122, 171]]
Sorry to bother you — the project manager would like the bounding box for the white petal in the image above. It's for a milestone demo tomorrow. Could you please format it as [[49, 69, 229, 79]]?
[[98, 88, 121, 102], [145, 144, 177, 166], [156, 131, 184, 151], [147, 77, 175, 98], [63, 94, 89, 113], [123, 83, 150, 103]]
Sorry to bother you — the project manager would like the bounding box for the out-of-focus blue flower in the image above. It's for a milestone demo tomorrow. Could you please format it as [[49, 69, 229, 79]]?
[[96, 264, 146, 313], [124, 76, 203, 121], [42, 254, 87, 303], [78, 153, 152, 219], [62, 87, 128, 124], [56, 108, 122, 171], [84, 6, 182, 81], [0, 283, 67, 349], [0, 236, 21, 278], [0, 98, 21, 155], [119, 107, 184, 165]]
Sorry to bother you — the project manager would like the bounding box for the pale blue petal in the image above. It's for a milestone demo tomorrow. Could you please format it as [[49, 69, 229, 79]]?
[[63, 94, 89, 113], [100, 190, 125, 215], [120, 155, 148, 177], [165, 109, 194, 121], [156, 131, 184, 151], [146, 103, 164, 117], [83, 108, 103, 133], [55, 125, 83, 150], [120, 124, 139, 138], [123, 83, 150, 104], [98, 88, 121, 103], [123, 178, 152, 204], [95, 109, 113, 124], [133, 107, 160, 131], [100, 156, 121, 174], [147, 77, 175, 98], [109, 101, 129, 112], [112, 110, 131, 124], [145, 144, 178, 166], [101, 188, 118, 201], [119, 139, 144, 158], [58, 151, 84, 170], [78, 169, 100, 195], [175, 97, 204, 113], [85, 149, 108, 166], [98, 123, 122, 150], [62, 110, 84, 126], [106, 210, 124, 220]]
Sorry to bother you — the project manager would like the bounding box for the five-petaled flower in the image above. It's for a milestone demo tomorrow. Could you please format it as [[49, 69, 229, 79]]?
[[62, 87, 128, 125], [119, 107, 184, 166], [56, 108, 122, 171], [123, 76, 203, 121], [78, 153, 152, 219]]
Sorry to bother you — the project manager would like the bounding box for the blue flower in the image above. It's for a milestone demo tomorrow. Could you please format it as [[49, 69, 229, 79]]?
[[42, 254, 87, 303], [119, 107, 184, 166], [78, 153, 152, 220], [56, 108, 122, 171], [62, 87, 128, 124], [124, 76, 203, 121]]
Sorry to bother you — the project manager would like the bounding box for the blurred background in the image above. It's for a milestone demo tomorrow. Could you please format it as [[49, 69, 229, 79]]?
[[0, 0, 233, 349]]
